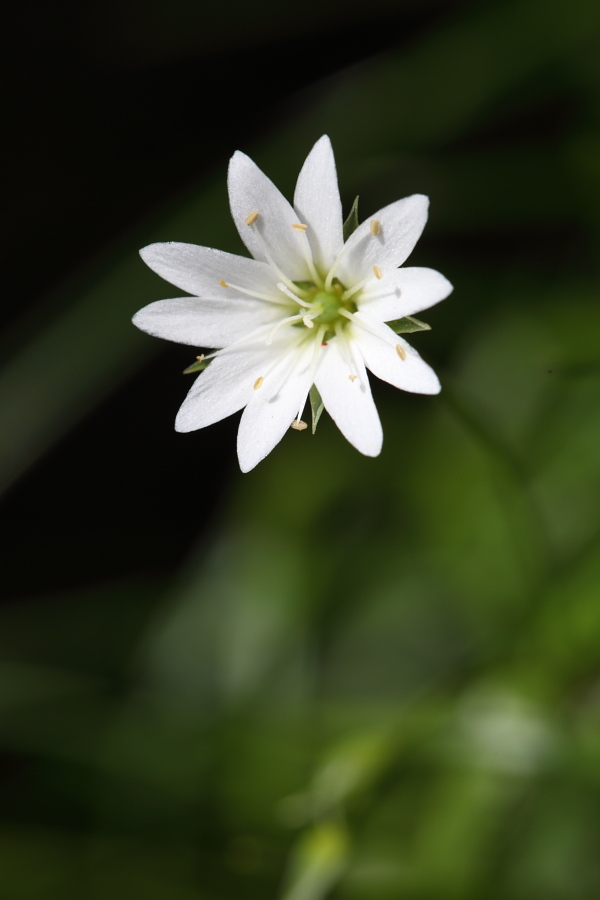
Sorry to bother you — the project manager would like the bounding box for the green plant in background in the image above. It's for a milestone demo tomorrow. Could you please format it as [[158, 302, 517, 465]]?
[[2, 0, 600, 897]]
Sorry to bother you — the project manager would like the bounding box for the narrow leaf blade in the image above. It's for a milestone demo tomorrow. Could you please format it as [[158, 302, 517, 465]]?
[[343, 196, 360, 242], [310, 385, 325, 434], [387, 315, 431, 334], [183, 357, 209, 374]]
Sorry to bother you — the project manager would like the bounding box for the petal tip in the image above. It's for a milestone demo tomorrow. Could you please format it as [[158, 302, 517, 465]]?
[[441, 277, 454, 298], [361, 439, 383, 458], [139, 242, 172, 266], [237, 444, 262, 473], [228, 149, 252, 175], [139, 243, 155, 262], [174, 411, 197, 433], [314, 133, 332, 149], [422, 377, 442, 395]]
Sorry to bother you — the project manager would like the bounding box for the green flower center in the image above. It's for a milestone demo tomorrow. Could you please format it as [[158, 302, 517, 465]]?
[[293, 279, 357, 336]]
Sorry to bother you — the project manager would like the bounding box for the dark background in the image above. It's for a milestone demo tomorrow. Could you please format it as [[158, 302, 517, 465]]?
[[3, 0, 460, 598]]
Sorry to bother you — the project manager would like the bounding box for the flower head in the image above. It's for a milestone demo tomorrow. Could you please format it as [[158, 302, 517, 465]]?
[[133, 136, 452, 472]]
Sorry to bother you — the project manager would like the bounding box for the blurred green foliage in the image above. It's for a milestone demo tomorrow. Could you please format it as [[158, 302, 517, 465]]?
[[2, 0, 600, 896]]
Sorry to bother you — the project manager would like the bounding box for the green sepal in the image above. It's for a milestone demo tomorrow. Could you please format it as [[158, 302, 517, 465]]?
[[386, 315, 431, 334], [309, 385, 325, 434], [343, 196, 360, 242], [183, 357, 210, 374]]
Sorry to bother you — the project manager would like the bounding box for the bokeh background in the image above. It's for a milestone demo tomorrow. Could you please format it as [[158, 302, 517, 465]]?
[[2, 0, 600, 897]]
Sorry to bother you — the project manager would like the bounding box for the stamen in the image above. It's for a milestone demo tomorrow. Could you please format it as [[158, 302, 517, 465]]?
[[325, 233, 360, 290], [342, 271, 378, 301], [334, 321, 360, 384], [196, 349, 219, 363], [291, 325, 327, 424], [245, 211, 259, 226], [203, 319, 297, 366], [253, 376, 264, 390], [218, 280, 288, 305], [373, 265, 383, 279], [324, 246, 349, 291], [266, 313, 305, 345], [303, 316, 315, 328], [276, 281, 312, 308], [347, 334, 368, 390], [360, 286, 401, 302], [292, 225, 324, 287], [250, 226, 308, 296], [396, 344, 407, 360], [256, 339, 302, 388], [370, 220, 381, 236], [348, 374, 357, 382], [341, 309, 401, 351], [290, 419, 308, 431]]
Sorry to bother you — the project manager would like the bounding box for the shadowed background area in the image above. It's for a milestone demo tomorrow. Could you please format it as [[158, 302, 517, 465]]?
[[2, 0, 600, 897]]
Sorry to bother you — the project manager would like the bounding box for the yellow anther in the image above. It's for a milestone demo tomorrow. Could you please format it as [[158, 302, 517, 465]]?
[[196, 354, 205, 362], [373, 265, 383, 279], [370, 219, 381, 236], [219, 279, 229, 288], [291, 419, 308, 431], [253, 376, 264, 390], [348, 374, 358, 382], [245, 211, 259, 226], [292, 223, 308, 231], [396, 344, 407, 360]]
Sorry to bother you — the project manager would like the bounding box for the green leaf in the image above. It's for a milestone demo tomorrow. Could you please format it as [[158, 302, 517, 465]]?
[[342, 196, 360, 242], [183, 356, 209, 374], [387, 315, 431, 334], [309, 385, 325, 434]]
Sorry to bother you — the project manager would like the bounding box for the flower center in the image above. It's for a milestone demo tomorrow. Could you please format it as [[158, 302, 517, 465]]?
[[293, 280, 357, 336]]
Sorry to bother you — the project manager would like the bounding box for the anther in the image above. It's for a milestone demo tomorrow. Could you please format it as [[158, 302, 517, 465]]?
[[245, 211, 259, 226], [303, 316, 315, 328], [373, 265, 383, 280], [290, 419, 308, 431], [219, 279, 229, 288], [396, 344, 407, 360], [253, 376, 264, 390], [292, 223, 308, 231], [196, 354, 205, 362], [370, 220, 381, 236], [348, 374, 358, 382]]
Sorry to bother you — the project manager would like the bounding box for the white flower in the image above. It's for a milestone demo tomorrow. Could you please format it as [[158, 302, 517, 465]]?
[[133, 136, 452, 472]]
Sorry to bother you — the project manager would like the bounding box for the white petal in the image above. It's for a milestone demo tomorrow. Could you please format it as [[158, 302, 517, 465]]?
[[359, 267, 453, 322], [237, 337, 316, 472], [336, 195, 429, 285], [228, 151, 311, 281], [293, 135, 344, 273], [351, 313, 441, 395], [139, 242, 278, 298], [175, 329, 279, 432], [132, 296, 279, 348], [315, 341, 382, 457]]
